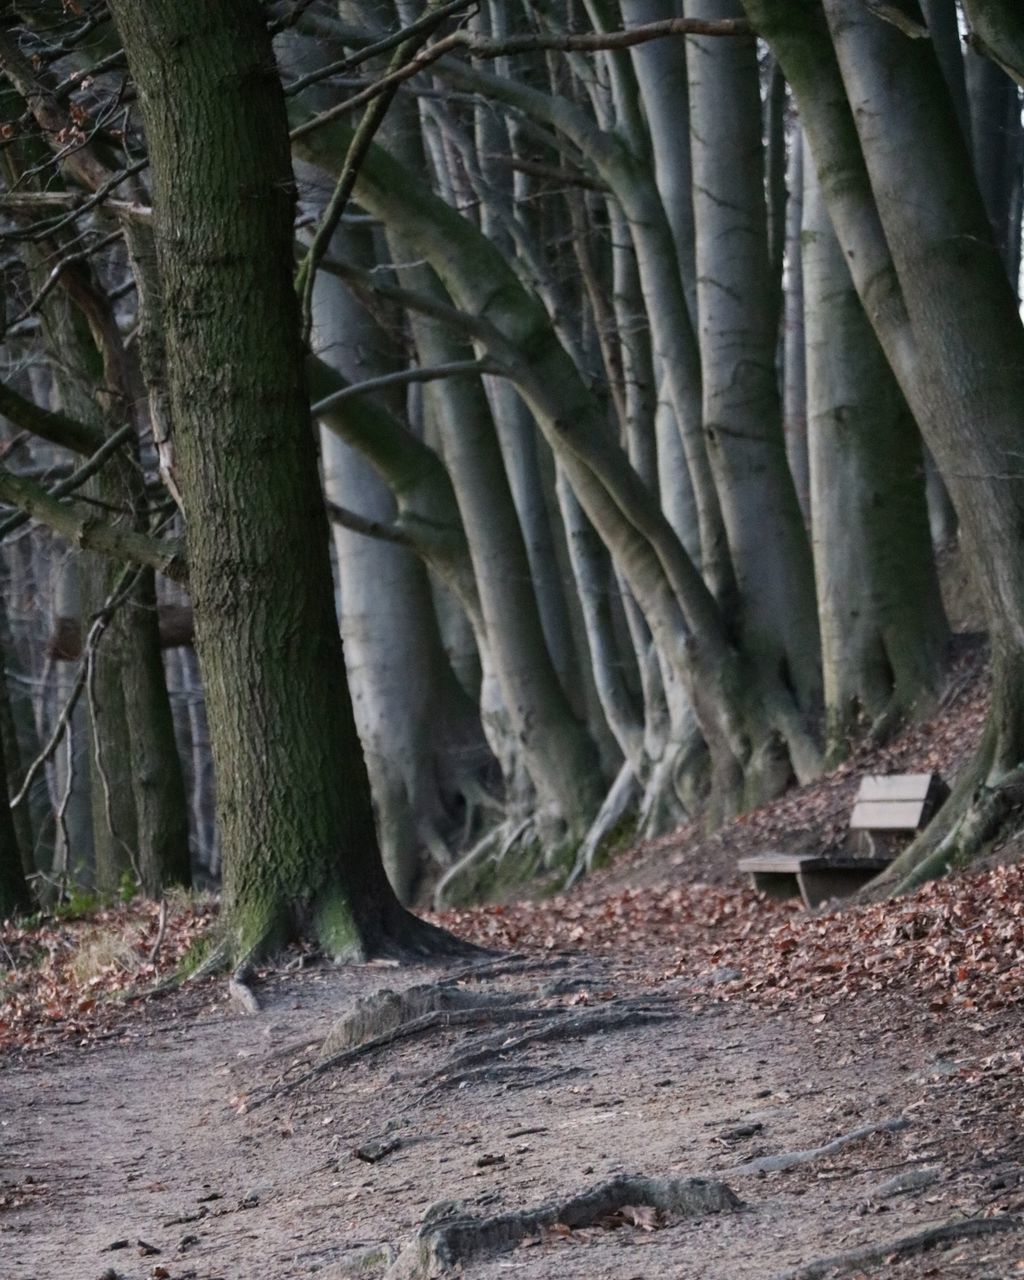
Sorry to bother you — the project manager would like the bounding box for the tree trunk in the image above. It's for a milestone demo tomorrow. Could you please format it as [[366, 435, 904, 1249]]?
[[0, 670, 30, 916], [313, 257, 492, 902], [962, 0, 1024, 89], [107, 0, 458, 961], [783, 124, 810, 521], [802, 154, 947, 761], [685, 0, 821, 712], [967, 42, 1023, 280], [816, 0, 1024, 882]]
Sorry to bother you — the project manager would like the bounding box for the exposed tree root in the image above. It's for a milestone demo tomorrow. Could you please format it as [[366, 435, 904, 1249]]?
[[227, 963, 261, 1014], [318, 982, 530, 1059], [425, 1004, 678, 1082], [870, 744, 1024, 896], [566, 761, 639, 887], [420, 1062, 584, 1097], [384, 1174, 741, 1278], [244, 999, 557, 1113], [725, 1116, 909, 1177], [772, 1213, 1022, 1280], [433, 817, 537, 907]]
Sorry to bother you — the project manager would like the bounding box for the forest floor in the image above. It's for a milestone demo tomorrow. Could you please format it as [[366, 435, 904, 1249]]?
[[4, 632, 1024, 1279]]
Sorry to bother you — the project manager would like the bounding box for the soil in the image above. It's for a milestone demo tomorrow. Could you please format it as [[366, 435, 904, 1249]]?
[[4, 626, 1023, 1279], [3, 943, 1023, 1280]]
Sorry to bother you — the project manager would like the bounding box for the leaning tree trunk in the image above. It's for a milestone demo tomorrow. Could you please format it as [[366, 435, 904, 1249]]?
[[802, 154, 948, 761], [313, 254, 493, 902], [815, 0, 1024, 885], [106, 0, 461, 962]]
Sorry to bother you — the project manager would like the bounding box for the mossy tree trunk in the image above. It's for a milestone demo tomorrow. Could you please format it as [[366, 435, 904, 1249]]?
[[106, 0, 460, 961]]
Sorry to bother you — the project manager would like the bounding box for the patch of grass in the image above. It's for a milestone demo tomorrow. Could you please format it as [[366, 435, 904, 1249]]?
[[179, 931, 215, 977], [69, 929, 139, 985]]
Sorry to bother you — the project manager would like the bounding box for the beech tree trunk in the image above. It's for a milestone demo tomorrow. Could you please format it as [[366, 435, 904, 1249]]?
[[107, 0, 457, 961], [802, 156, 947, 760], [685, 0, 821, 714]]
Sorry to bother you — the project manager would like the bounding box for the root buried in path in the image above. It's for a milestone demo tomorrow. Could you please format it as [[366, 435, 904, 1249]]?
[[725, 1116, 910, 1177], [424, 1003, 679, 1082], [772, 1213, 1023, 1280], [384, 1173, 742, 1278]]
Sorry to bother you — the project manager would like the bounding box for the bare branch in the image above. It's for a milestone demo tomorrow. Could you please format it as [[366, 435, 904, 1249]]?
[[283, 0, 478, 97], [326, 500, 413, 548], [296, 3, 462, 344], [11, 562, 141, 811], [0, 422, 134, 540], [0, 381, 106, 456], [0, 465, 186, 582], [311, 359, 495, 415], [290, 16, 753, 141]]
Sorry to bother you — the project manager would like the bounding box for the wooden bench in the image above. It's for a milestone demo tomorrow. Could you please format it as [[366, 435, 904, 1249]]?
[[739, 773, 948, 908], [850, 773, 949, 853], [738, 852, 894, 909]]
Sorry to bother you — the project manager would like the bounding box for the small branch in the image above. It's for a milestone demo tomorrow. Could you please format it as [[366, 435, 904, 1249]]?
[[10, 563, 140, 810], [864, 0, 930, 39], [283, 0, 477, 97], [7, 227, 123, 328], [0, 381, 106, 456], [53, 49, 129, 101], [310, 360, 494, 416], [296, 6, 454, 345], [0, 422, 135, 540], [488, 153, 608, 192], [15, 159, 149, 242], [326, 501, 413, 548], [0, 190, 151, 223], [322, 258, 506, 349], [0, 465, 186, 582], [0, 31, 115, 193], [290, 16, 752, 141]]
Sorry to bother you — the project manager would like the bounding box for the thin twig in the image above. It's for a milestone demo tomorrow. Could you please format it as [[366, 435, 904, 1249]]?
[[290, 17, 751, 142], [283, 0, 478, 97], [326, 502, 413, 548], [10, 564, 140, 810], [147, 900, 169, 964], [296, 6, 454, 345]]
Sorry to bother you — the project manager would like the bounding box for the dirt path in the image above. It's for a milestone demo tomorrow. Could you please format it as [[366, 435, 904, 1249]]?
[[2, 953, 1023, 1280]]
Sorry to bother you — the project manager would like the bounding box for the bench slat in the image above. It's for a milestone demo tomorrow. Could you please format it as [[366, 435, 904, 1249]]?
[[856, 773, 933, 802], [738, 854, 892, 873], [850, 799, 927, 831]]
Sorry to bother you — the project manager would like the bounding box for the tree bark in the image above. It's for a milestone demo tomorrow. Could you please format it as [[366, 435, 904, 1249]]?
[[106, 0, 457, 961], [802, 153, 947, 760], [815, 0, 1024, 881], [962, 0, 1024, 88], [685, 0, 821, 712]]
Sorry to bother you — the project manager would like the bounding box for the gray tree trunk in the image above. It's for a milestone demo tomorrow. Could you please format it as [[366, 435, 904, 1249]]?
[[803, 154, 947, 760], [686, 0, 821, 712]]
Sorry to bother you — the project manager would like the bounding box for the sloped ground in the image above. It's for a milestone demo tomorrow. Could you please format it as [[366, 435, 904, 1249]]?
[[3, 631, 1024, 1277], [2, 944, 1024, 1280]]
